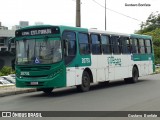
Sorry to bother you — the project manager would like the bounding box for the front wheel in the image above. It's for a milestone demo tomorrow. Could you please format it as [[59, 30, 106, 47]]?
[[77, 71, 90, 92], [42, 88, 54, 94]]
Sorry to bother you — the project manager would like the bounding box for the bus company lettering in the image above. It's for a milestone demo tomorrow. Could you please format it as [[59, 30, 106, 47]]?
[[108, 56, 121, 66], [82, 58, 90, 64]]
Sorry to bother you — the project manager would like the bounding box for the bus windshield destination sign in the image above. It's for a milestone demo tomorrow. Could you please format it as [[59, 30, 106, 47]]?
[[15, 27, 60, 37], [22, 29, 52, 36]]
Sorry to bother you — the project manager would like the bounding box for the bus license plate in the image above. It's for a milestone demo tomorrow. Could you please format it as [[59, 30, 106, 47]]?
[[30, 82, 38, 85]]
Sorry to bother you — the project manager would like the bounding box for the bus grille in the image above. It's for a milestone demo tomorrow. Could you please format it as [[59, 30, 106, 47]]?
[[20, 66, 51, 71]]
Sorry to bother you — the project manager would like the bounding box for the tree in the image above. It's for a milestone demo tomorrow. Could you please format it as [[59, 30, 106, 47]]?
[[137, 12, 160, 34]]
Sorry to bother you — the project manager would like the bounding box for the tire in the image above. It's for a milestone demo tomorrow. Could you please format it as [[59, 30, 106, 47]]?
[[42, 88, 53, 94], [125, 67, 139, 83], [131, 67, 139, 83], [77, 71, 90, 92]]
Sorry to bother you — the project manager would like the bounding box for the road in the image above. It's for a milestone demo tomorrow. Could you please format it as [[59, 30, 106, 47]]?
[[0, 74, 160, 119]]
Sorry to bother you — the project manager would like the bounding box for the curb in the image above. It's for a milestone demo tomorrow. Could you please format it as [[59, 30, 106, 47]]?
[[0, 88, 37, 97]]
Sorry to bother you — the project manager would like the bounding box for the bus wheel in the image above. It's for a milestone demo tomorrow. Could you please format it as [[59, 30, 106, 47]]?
[[77, 71, 90, 92], [125, 67, 139, 83], [131, 67, 139, 83], [42, 88, 53, 94]]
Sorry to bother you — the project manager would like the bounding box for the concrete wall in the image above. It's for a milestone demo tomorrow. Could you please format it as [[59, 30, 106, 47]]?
[[0, 55, 15, 69], [0, 30, 15, 37]]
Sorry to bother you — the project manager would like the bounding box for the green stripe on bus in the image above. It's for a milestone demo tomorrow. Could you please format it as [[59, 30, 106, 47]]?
[[132, 54, 154, 61]]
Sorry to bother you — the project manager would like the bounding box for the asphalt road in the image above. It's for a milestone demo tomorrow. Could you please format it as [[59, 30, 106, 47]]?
[[0, 74, 160, 120]]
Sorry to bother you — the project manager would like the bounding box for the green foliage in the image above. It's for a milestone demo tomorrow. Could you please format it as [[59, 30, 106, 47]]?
[[0, 66, 15, 76], [155, 68, 160, 74], [137, 12, 160, 34]]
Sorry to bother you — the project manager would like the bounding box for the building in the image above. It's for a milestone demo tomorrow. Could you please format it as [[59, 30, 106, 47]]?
[[0, 22, 15, 69], [35, 22, 44, 25], [12, 25, 21, 30], [0, 22, 8, 30], [12, 21, 29, 30], [19, 21, 29, 28]]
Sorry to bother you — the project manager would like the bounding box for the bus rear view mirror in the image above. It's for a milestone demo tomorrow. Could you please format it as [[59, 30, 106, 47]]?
[[63, 39, 69, 56]]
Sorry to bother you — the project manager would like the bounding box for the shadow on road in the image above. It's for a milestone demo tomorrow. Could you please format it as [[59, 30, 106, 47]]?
[[25, 78, 151, 98]]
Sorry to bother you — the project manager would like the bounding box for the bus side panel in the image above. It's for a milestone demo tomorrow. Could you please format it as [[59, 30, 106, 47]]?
[[66, 67, 76, 87], [89, 55, 97, 82], [114, 55, 131, 80], [75, 68, 83, 85], [107, 55, 133, 81], [66, 67, 85, 86], [133, 54, 154, 76], [97, 54, 108, 81]]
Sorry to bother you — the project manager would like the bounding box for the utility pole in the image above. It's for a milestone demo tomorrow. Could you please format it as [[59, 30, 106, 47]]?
[[76, 0, 81, 27], [105, 0, 106, 30]]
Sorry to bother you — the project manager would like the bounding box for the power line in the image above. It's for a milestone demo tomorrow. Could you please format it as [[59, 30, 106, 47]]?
[[92, 0, 143, 22]]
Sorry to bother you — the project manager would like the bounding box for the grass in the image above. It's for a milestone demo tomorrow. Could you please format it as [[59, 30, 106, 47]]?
[[155, 67, 160, 74], [0, 85, 15, 88]]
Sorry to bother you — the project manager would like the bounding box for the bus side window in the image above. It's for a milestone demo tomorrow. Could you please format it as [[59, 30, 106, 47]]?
[[120, 37, 130, 54], [78, 33, 90, 55], [145, 39, 152, 54], [110, 36, 121, 54], [101, 35, 111, 54], [132, 39, 139, 54], [90, 34, 101, 54], [139, 39, 145, 54]]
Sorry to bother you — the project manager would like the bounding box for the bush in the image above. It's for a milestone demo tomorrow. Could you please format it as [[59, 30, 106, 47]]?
[[0, 66, 15, 76]]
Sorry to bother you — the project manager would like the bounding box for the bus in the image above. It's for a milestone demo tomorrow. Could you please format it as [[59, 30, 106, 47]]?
[[13, 25, 155, 94]]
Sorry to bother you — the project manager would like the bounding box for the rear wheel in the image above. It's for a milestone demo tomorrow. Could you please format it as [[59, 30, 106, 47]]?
[[125, 67, 139, 83], [77, 71, 90, 92], [132, 67, 139, 83]]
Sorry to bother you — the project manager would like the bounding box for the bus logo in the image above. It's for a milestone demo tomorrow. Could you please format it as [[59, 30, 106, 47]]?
[[108, 56, 121, 66]]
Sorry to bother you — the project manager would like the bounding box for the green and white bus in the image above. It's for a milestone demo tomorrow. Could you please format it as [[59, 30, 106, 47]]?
[[13, 25, 155, 94]]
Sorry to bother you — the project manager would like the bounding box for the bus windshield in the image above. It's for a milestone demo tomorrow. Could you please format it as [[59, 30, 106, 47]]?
[[16, 38, 62, 65]]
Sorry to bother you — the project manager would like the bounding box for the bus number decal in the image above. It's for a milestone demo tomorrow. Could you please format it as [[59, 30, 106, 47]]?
[[82, 58, 90, 64], [21, 72, 30, 76]]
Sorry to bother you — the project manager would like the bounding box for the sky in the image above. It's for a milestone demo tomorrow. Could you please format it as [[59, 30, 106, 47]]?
[[0, 0, 159, 33]]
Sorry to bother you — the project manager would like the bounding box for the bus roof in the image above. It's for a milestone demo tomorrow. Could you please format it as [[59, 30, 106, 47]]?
[[16, 25, 55, 31], [16, 25, 152, 40], [59, 25, 88, 32], [88, 29, 130, 37], [16, 25, 88, 33], [130, 34, 152, 39]]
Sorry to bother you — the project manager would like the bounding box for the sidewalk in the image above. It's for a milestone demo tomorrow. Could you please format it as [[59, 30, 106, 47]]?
[[0, 85, 37, 97]]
